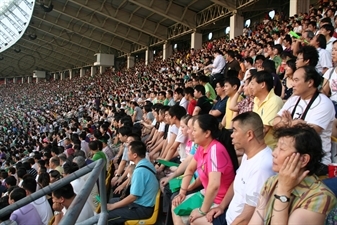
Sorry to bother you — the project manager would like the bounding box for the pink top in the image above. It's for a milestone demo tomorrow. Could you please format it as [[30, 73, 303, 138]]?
[[194, 139, 235, 204]]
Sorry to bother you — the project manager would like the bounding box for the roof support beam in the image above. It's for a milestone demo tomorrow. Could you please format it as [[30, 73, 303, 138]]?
[[17, 38, 87, 67], [129, 0, 196, 28], [31, 14, 132, 54], [210, 0, 236, 11], [52, 1, 150, 48], [68, 0, 167, 40]]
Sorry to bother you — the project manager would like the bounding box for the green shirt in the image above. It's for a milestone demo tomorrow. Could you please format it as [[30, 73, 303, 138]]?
[[92, 151, 107, 169], [204, 83, 217, 101]]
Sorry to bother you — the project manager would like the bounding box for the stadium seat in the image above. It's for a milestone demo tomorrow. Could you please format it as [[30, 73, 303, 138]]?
[[48, 216, 55, 225], [124, 189, 161, 225], [96, 160, 115, 214]]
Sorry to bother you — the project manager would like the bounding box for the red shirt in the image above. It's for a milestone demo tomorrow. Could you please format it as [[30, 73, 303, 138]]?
[[187, 99, 197, 115]]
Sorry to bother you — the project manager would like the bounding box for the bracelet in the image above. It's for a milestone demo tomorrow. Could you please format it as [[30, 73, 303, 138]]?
[[198, 207, 206, 216]]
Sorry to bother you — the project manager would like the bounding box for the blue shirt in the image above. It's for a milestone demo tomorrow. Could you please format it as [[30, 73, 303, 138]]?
[[130, 159, 159, 207], [211, 96, 228, 122]]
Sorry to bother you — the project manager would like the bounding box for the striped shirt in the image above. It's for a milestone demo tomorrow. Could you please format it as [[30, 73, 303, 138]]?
[[261, 175, 336, 225]]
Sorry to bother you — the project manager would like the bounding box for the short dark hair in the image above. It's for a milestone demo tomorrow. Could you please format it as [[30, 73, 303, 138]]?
[[321, 24, 334, 37], [174, 88, 184, 96], [118, 126, 132, 136], [53, 183, 75, 199], [195, 114, 220, 139], [315, 34, 327, 49], [224, 76, 240, 91], [232, 112, 264, 141], [9, 187, 26, 202], [0, 196, 11, 221], [194, 84, 206, 96], [129, 141, 146, 158], [22, 177, 37, 193], [300, 66, 322, 88], [297, 45, 318, 67], [63, 162, 79, 175], [184, 87, 194, 97], [251, 70, 274, 92], [262, 59, 276, 74], [168, 104, 187, 121], [273, 44, 283, 55], [199, 75, 210, 83], [255, 54, 266, 62], [245, 57, 254, 65], [5, 176, 16, 186], [274, 124, 324, 175]]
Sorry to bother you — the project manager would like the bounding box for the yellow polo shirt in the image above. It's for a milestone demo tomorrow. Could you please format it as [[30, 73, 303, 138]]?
[[225, 96, 243, 129], [253, 89, 283, 150]]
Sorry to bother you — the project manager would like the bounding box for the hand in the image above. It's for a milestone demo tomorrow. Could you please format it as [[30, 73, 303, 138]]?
[[206, 207, 224, 223], [113, 156, 119, 164], [52, 202, 63, 212], [115, 177, 123, 186], [111, 176, 119, 186], [160, 177, 170, 187], [113, 185, 124, 194], [189, 208, 203, 222], [172, 193, 186, 207], [107, 203, 116, 211], [281, 110, 293, 126], [237, 84, 244, 94], [277, 153, 309, 194]]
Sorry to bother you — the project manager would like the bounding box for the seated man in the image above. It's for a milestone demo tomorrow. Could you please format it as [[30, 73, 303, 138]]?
[[51, 183, 94, 225], [107, 140, 159, 225], [9, 187, 43, 225], [0, 196, 17, 225], [273, 66, 335, 175], [249, 124, 336, 225]]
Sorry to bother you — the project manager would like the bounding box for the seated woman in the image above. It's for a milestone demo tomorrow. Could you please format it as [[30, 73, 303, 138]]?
[[171, 114, 238, 225], [248, 124, 336, 225]]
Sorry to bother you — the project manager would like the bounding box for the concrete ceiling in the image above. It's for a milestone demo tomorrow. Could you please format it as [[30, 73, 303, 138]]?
[[0, 0, 265, 78]]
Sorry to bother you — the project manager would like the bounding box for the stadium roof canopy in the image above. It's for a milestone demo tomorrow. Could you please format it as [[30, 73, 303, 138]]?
[[0, 0, 280, 78]]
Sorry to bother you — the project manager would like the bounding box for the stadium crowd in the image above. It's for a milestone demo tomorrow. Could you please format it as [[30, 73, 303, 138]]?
[[1, 1, 337, 225]]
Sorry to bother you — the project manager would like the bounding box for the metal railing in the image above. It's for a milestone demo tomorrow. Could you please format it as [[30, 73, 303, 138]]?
[[0, 158, 108, 225]]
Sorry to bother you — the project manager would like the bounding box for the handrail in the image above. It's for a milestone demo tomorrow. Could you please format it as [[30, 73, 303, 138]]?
[[0, 158, 108, 225]]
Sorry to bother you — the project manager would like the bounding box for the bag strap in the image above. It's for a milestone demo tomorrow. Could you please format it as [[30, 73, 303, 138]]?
[[136, 165, 156, 176], [328, 67, 335, 80]]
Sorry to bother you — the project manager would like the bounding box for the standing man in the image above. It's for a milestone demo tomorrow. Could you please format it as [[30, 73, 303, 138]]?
[[205, 50, 226, 88], [107, 141, 159, 224]]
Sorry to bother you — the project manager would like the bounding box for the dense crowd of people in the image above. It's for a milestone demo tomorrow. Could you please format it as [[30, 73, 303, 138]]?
[[0, 1, 337, 225]]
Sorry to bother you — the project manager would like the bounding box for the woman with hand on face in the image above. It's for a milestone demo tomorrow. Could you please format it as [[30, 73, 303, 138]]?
[[248, 124, 336, 225]]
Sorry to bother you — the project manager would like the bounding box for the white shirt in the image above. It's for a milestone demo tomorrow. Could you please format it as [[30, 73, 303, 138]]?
[[211, 54, 226, 74], [167, 125, 179, 144], [226, 147, 275, 224], [158, 122, 166, 132], [316, 48, 332, 75], [277, 94, 335, 165], [323, 67, 337, 102], [62, 201, 94, 223], [81, 140, 90, 157], [175, 129, 187, 162], [326, 37, 337, 55], [31, 196, 53, 225], [179, 97, 189, 110]]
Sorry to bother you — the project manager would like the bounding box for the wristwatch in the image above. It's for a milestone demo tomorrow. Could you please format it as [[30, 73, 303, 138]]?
[[274, 194, 290, 203], [54, 211, 62, 216]]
